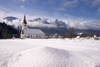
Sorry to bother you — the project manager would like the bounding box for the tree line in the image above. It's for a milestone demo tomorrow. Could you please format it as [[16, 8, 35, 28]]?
[[0, 22, 100, 39], [0, 22, 20, 39], [46, 28, 100, 39]]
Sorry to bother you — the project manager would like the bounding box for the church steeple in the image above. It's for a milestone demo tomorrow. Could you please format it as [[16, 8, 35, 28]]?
[[23, 15, 27, 24], [22, 15, 28, 31]]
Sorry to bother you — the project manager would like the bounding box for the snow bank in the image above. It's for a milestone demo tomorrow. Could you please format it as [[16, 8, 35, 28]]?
[[0, 39, 100, 67], [8, 46, 100, 67]]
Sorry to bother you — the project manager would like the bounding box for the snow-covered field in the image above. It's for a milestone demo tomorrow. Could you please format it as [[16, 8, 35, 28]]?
[[0, 38, 100, 67]]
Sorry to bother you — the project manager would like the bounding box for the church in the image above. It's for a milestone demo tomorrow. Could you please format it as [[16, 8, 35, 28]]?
[[20, 15, 45, 39]]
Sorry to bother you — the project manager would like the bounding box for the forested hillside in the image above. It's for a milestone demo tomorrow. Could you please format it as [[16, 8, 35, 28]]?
[[0, 22, 20, 39]]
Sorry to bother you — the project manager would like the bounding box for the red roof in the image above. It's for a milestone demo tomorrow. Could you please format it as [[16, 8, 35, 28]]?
[[23, 15, 27, 24]]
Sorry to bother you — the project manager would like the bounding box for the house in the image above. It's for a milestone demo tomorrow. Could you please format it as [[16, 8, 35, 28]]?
[[93, 35, 99, 40], [76, 36, 81, 39], [20, 15, 45, 39]]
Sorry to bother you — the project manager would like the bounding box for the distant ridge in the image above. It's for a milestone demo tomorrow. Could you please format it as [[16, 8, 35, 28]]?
[[3, 16, 18, 21], [1, 16, 100, 34]]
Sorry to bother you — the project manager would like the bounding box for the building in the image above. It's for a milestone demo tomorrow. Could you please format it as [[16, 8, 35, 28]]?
[[21, 15, 45, 39]]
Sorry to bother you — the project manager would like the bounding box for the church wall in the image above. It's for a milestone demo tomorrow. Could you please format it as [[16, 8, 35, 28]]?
[[20, 15, 46, 39], [21, 34, 45, 39]]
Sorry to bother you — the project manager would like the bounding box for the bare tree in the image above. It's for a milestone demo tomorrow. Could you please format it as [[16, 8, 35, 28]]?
[[68, 28, 76, 39]]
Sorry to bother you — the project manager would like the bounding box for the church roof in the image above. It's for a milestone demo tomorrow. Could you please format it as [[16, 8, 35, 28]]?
[[24, 29, 45, 35], [23, 15, 27, 24]]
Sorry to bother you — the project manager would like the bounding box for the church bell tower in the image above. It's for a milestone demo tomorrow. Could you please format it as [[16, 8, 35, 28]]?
[[21, 15, 27, 34], [22, 15, 27, 30]]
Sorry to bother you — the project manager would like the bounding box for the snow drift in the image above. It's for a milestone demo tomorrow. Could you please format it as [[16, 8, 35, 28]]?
[[1, 39, 100, 67], [8, 46, 100, 67]]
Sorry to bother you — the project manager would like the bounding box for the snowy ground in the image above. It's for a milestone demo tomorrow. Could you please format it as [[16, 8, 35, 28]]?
[[0, 38, 100, 67]]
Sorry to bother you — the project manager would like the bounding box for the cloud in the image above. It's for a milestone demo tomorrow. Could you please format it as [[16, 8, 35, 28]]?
[[0, 13, 100, 30], [0, 10, 26, 20], [67, 21, 88, 29], [56, 7, 66, 11], [64, 14, 86, 21], [92, 0, 100, 7], [1, 17, 100, 30], [61, 0, 78, 7], [21, 5, 24, 8], [28, 21, 57, 28], [67, 20, 100, 30], [0, 9, 49, 20], [20, 0, 26, 2], [0, 10, 7, 19], [42, 0, 54, 4], [65, 14, 75, 19], [81, 0, 100, 8], [26, 0, 53, 4], [80, 9, 85, 13], [0, 3, 100, 30], [97, 7, 100, 14]]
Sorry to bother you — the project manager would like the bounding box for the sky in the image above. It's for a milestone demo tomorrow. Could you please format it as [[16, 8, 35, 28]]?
[[0, 0, 100, 30], [0, 0, 100, 21]]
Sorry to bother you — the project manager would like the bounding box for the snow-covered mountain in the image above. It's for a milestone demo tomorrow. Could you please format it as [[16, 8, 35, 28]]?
[[28, 18, 67, 27], [0, 16, 100, 34], [3, 16, 18, 22]]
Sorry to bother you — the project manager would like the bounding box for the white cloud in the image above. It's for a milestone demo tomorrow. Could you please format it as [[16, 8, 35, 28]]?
[[42, 0, 54, 4], [21, 6, 24, 8], [28, 21, 57, 28], [0, 10, 41, 20], [0, 10, 7, 18], [0, 6, 100, 30], [97, 7, 100, 14], [81, 0, 100, 8], [0, 13, 100, 30], [67, 21, 88, 29], [92, 0, 100, 7], [67, 20, 100, 30], [61, 0, 78, 7], [65, 14, 75, 19], [20, 0, 26, 2]]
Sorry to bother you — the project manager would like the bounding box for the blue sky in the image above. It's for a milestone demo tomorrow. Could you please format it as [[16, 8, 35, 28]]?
[[0, 0, 100, 21]]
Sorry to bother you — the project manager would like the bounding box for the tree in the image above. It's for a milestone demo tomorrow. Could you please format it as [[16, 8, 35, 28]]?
[[60, 30, 66, 39], [68, 28, 76, 39], [0, 22, 20, 39], [0, 30, 3, 39]]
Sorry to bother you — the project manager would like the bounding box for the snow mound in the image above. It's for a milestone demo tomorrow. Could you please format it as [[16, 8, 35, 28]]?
[[8, 47, 90, 67]]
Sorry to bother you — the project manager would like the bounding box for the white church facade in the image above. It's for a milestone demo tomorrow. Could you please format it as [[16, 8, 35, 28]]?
[[21, 16, 45, 39]]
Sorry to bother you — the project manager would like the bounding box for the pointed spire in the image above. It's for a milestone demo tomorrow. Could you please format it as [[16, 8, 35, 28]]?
[[23, 15, 27, 24], [24, 15, 25, 20]]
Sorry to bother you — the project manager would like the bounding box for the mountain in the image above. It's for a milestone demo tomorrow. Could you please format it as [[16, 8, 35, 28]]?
[[28, 18, 68, 34], [1, 17, 100, 34], [33, 18, 41, 21], [3, 16, 18, 21], [74, 29, 100, 34], [29, 18, 68, 28], [28, 18, 100, 34]]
